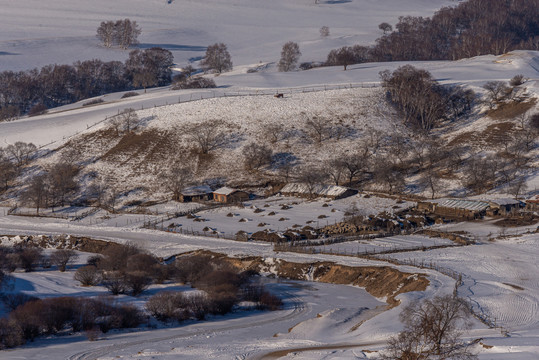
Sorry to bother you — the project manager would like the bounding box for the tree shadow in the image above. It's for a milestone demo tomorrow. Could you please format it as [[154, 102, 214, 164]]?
[[0, 51, 19, 56], [137, 43, 206, 52]]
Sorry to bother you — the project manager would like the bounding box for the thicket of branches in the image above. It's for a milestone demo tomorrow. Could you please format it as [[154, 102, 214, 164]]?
[[0, 296, 143, 349], [96, 19, 141, 49], [380, 65, 474, 132], [323, 0, 538, 70], [0, 48, 173, 120], [372, 0, 538, 62]]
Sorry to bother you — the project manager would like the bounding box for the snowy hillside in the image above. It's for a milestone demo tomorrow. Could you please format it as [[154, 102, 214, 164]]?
[[0, 0, 456, 72], [2, 1, 539, 359]]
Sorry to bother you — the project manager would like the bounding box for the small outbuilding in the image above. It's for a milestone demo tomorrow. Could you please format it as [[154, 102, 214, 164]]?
[[179, 185, 213, 203], [525, 195, 539, 211], [486, 198, 523, 215], [213, 187, 250, 204]]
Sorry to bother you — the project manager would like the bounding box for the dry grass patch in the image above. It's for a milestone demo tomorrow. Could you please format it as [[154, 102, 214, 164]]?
[[487, 98, 537, 120]]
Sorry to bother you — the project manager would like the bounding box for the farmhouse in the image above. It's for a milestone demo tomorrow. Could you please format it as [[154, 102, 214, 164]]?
[[213, 187, 249, 203], [179, 185, 213, 203], [280, 183, 357, 200]]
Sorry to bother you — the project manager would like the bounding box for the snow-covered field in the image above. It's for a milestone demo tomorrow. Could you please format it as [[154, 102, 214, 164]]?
[[313, 234, 456, 256]]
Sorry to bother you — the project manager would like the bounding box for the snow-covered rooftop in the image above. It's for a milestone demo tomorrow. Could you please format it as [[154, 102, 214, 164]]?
[[181, 185, 213, 196], [437, 199, 490, 211], [280, 183, 354, 197], [213, 187, 239, 196]]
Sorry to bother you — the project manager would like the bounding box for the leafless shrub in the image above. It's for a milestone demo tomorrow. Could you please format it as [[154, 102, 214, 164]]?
[[50, 249, 78, 272], [74, 265, 102, 286], [27, 103, 48, 117], [124, 271, 152, 296], [1, 293, 38, 311], [171, 77, 216, 89], [102, 272, 127, 295], [16, 247, 43, 272], [320, 26, 330, 37], [121, 91, 139, 98], [259, 291, 283, 311], [509, 74, 526, 87], [146, 291, 185, 322], [0, 318, 24, 349]]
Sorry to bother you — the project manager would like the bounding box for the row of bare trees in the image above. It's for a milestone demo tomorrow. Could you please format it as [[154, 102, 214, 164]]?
[[0, 48, 173, 119], [0, 296, 143, 348], [371, 0, 538, 62]]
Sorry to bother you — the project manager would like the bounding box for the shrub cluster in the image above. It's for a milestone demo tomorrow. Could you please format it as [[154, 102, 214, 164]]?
[[146, 254, 282, 323], [0, 297, 143, 349], [74, 243, 168, 296], [171, 76, 216, 90]]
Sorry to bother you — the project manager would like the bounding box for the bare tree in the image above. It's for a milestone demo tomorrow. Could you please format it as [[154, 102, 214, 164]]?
[[50, 249, 78, 272], [186, 120, 232, 154], [22, 174, 49, 214], [201, 43, 232, 74], [378, 22, 393, 34], [96, 19, 140, 49], [115, 19, 141, 49], [419, 167, 442, 199], [96, 21, 116, 48], [242, 142, 273, 170], [278, 42, 302, 72], [164, 163, 193, 201], [47, 162, 79, 207], [297, 167, 327, 198], [6, 142, 37, 167], [0, 153, 16, 191], [319, 26, 330, 37], [324, 158, 346, 186], [110, 108, 139, 135], [381, 295, 477, 360], [483, 81, 511, 108], [304, 114, 330, 145]]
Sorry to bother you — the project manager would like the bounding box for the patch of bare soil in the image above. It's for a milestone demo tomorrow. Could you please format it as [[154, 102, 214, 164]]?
[[0, 234, 126, 254], [494, 216, 538, 227], [192, 250, 429, 308], [260, 343, 376, 359]]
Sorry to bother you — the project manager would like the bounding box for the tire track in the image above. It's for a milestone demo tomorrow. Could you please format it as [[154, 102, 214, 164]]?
[[66, 293, 309, 360]]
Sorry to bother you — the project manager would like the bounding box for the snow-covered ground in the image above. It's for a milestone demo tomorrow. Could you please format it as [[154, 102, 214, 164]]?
[[2, 0, 539, 358]]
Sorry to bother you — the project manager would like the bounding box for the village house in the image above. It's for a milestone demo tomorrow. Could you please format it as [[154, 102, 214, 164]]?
[[280, 183, 358, 200], [179, 185, 213, 203], [526, 194, 539, 211], [212, 187, 250, 204]]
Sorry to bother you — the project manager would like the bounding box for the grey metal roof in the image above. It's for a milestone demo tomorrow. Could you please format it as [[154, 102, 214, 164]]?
[[181, 185, 213, 196], [437, 199, 490, 211], [280, 183, 353, 197]]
